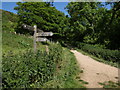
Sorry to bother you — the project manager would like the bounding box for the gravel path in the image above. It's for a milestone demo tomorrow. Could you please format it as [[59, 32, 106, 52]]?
[[71, 50, 119, 88]]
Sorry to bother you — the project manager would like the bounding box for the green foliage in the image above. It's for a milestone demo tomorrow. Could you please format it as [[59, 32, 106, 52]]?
[[65, 2, 120, 50], [2, 30, 33, 53], [2, 2, 120, 49], [2, 43, 84, 88], [76, 42, 120, 66], [14, 2, 67, 39], [49, 43, 63, 63], [2, 31, 84, 88], [42, 48, 85, 88], [65, 2, 103, 42], [99, 81, 120, 88], [2, 9, 18, 32], [2, 45, 62, 88], [2, 30, 46, 55]]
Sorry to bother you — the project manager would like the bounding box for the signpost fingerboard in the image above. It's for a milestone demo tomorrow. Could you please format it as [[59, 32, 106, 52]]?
[[36, 37, 49, 42], [36, 32, 53, 36]]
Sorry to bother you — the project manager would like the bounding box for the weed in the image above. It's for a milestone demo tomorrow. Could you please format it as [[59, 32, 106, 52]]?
[[98, 81, 120, 88]]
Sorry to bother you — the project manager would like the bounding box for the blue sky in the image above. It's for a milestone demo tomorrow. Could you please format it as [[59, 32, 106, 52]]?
[[1, 2, 69, 15], [1, 2, 111, 15]]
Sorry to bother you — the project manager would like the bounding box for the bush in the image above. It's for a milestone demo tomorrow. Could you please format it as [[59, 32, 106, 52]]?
[[2, 43, 63, 88], [42, 48, 85, 88], [77, 43, 120, 63]]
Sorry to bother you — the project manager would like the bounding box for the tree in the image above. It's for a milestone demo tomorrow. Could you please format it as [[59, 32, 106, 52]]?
[[65, 2, 103, 43], [14, 2, 67, 39], [66, 2, 120, 49]]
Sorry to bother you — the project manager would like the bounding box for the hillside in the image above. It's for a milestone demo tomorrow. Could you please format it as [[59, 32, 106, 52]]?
[[2, 10, 85, 88], [2, 9, 18, 32], [2, 31, 86, 88]]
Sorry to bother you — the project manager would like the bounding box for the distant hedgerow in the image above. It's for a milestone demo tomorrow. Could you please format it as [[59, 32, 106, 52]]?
[[77, 42, 120, 63]]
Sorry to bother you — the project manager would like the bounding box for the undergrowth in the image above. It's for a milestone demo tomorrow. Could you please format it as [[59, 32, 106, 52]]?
[[2, 31, 85, 88], [98, 81, 120, 88]]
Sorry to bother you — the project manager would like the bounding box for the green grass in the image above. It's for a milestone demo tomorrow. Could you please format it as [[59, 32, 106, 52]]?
[[58, 48, 85, 88], [2, 30, 46, 54], [2, 9, 18, 32], [98, 81, 120, 88]]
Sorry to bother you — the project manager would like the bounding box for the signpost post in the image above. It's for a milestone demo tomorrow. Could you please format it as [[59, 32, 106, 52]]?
[[33, 25, 37, 53]]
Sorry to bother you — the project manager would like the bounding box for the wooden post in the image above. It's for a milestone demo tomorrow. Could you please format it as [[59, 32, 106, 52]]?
[[33, 25, 37, 53], [46, 45, 49, 54]]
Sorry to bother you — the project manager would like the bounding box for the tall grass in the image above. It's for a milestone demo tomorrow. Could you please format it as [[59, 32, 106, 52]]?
[[2, 30, 46, 54]]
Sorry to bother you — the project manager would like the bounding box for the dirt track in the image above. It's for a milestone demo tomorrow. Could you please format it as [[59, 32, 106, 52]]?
[[71, 50, 119, 88]]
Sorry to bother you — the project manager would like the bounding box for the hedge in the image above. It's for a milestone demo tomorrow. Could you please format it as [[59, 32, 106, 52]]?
[[77, 43, 120, 63]]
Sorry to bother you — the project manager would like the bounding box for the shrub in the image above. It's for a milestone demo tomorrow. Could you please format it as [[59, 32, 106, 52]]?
[[2, 43, 63, 88], [77, 42, 120, 63]]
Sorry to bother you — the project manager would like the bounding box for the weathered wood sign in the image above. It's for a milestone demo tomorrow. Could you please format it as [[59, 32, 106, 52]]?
[[36, 37, 49, 42], [36, 32, 53, 36], [22, 24, 43, 32], [22, 24, 53, 52], [22, 24, 34, 31]]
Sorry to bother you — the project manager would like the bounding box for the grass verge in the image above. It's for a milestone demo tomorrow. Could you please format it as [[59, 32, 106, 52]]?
[[42, 48, 86, 88], [98, 81, 120, 88]]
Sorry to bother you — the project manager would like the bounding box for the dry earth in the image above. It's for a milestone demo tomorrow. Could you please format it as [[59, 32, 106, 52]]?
[[71, 50, 119, 88]]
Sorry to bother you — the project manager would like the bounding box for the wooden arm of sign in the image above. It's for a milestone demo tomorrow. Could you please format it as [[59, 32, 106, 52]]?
[[22, 24, 43, 32]]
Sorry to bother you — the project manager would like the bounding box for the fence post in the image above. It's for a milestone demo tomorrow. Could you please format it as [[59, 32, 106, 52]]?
[[33, 25, 37, 53]]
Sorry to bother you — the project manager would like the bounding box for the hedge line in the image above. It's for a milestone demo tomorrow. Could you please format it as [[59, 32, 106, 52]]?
[[75, 42, 120, 63]]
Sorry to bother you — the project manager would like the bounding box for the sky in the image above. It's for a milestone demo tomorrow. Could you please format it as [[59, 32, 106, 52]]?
[[1, 2, 69, 15], [1, 2, 111, 15]]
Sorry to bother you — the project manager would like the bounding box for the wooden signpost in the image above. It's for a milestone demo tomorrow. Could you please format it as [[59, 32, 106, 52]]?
[[22, 24, 53, 53]]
